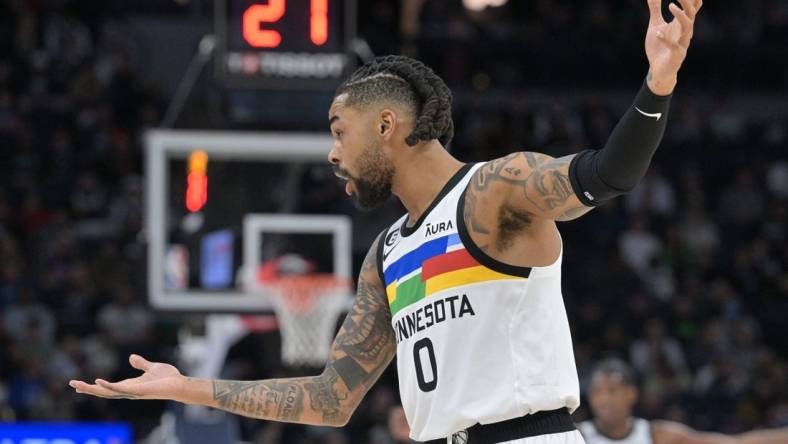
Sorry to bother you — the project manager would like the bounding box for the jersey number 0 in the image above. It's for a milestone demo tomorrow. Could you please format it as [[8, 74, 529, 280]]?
[[413, 338, 438, 392]]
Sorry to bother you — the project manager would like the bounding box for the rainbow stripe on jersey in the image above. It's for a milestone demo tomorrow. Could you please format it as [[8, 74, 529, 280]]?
[[383, 233, 526, 316]]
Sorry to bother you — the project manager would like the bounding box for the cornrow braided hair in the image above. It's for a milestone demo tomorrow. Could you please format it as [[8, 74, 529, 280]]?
[[335, 55, 454, 147]]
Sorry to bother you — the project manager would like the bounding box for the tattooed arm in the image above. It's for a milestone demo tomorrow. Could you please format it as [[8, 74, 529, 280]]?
[[465, 0, 704, 224], [459, 152, 589, 265], [69, 237, 396, 427], [467, 152, 592, 223], [461, 0, 702, 261], [204, 238, 395, 425]]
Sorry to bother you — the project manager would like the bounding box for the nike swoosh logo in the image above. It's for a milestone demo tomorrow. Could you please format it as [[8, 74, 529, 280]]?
[[383, 245, 398, 261], [635, 107, 662, 121]]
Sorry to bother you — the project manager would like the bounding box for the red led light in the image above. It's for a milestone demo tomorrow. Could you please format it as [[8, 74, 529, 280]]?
[[243, 0, 286, 48], [241, 1, 330, 49], [186, 173, 208, 213], [186, 150, 209, 213], [311, 0, 328, 46]]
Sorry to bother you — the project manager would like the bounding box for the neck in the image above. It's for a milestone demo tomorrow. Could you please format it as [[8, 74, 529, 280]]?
[[390, 141, 465, 225], [594, 417, 634, 440]]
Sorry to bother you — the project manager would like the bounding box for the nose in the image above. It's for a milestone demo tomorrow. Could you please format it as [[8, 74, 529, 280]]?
[[594, 392, 610, 407], [327, 143, 340, 165]]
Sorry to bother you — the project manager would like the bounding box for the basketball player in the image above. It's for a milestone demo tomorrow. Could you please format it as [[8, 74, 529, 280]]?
[[579, 359, 788, 444], [70, 1, 704, 442]]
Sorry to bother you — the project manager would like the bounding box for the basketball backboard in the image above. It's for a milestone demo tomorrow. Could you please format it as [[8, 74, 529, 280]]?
[[144, 129, 352, 312]]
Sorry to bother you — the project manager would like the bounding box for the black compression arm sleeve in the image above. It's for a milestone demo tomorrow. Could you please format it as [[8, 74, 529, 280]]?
[[569, 79, 672, 206]]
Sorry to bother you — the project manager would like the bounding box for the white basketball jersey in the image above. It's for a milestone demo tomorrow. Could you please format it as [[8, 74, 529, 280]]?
[[378, 163, 580, 441], [578, 419, 654, 444]]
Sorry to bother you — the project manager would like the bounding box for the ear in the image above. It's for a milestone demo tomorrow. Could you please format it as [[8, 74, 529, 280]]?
[[378, 109, 397, 141]]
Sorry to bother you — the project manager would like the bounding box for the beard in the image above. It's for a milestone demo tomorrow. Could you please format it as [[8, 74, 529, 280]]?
[[338, 141, 395, 211]]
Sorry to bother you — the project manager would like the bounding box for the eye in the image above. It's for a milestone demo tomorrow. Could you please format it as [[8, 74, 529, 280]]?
[[333, 130, 343, 138]]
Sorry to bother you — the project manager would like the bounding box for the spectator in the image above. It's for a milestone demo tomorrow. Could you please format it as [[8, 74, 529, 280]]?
[[3, 286, 55, 348], [618, 215, 662, 276], [97, 284, 153, 348], [625, 168, 677, 218]]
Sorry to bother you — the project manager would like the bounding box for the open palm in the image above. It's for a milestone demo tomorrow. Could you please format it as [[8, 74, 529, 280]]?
[[69, 354, 185, 401], [645, 0, 702, 82]]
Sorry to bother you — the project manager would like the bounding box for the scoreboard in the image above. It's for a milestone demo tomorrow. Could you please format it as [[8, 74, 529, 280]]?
[[215, 0, 356, 89]]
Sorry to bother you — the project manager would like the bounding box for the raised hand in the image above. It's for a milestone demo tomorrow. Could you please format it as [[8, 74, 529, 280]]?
[[69, 354, 185, 401], [644, 0, 703, 94]]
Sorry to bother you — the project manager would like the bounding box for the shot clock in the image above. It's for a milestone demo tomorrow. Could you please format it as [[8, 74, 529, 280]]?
[[215, 0, 356, 89]]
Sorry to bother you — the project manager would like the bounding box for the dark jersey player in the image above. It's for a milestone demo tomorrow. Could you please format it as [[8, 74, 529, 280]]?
[[71, 1, 707, 443]]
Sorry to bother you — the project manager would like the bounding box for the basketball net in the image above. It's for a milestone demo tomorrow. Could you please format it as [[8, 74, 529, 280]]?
[[266, 274, 351, 367]]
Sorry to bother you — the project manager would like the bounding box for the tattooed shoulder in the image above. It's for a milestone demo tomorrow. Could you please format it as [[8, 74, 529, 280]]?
[[464, 152, 590, 244]]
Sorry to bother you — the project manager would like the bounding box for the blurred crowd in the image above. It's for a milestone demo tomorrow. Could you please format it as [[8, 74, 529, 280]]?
[[1, 0, 786, 443], [0, 0, 164, 431], [390, 0, 788, 90]]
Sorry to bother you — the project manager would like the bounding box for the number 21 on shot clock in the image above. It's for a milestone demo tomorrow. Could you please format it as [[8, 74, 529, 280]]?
[[216, 0, 357, 89], [243, 0, 327, 48]]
